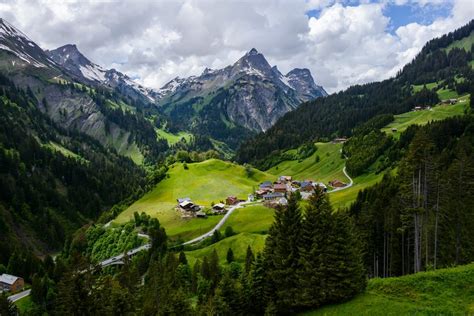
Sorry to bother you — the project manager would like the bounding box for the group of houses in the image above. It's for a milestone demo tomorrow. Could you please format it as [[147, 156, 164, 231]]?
[[176, 195, 242, 218], [413, 98, 457, 112], [256, 176, 335, 205], [0, 273, 24, 293]]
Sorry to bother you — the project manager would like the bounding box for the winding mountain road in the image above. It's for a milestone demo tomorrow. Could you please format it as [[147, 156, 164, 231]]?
[[181, 202, 245, 245]]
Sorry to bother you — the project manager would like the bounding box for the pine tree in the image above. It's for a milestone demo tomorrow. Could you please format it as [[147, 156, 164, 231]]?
[[263, 192, 302, 312], [324, 212, 366, 303], [179, 251, 188, 265], [297, 187, 331, 308], [245, 245, 255, 274], [226, 248, 234, 263], [209, 249, 221, 287]]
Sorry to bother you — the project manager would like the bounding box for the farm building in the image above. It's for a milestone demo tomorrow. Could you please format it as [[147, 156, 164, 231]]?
[[196, 211, 207, 218], [300, 181, 314, 192], [259, 181, 273, 190], [226, 196, 239, 205], [273, 183, 287, 193], [329, 179, 346, 188], [255, 189, 268, 198], [263, 192, 285, 201], [279, 176, 292, 183], [0, 274, 24, 292], [212, 203, 225, 211], [177, 197, 191, 204], [332, 137, 348, 143], [179, 200, 201, 212]]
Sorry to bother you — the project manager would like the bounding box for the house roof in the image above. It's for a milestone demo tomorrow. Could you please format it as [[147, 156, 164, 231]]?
[[260, 181, 272, 187], [274, 183, 287, 190], [263, 192, 284, 198], [301, 181, 312, 187], [177, 197, 191, 203], [0, 274, 19, 285], [179, 201, 193, 208], [213, 203, 225, 209]]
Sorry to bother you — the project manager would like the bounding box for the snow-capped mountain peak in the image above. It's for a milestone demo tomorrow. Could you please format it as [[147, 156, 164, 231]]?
[[0, 18, 54, 68]]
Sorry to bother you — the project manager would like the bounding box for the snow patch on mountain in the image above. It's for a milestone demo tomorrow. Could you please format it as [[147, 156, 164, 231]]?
[[79, 64, 106, 82]]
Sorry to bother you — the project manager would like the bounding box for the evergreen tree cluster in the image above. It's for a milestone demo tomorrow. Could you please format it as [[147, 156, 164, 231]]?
[[262, 190, 366, 314], [351, 115, 474, 277]]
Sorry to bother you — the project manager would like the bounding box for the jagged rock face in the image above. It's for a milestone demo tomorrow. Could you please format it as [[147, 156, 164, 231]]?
[[157, 48, 327, 132], [0, 18, 57, 68], [0, 20, 141, 157], [47, 44, 157, 103]]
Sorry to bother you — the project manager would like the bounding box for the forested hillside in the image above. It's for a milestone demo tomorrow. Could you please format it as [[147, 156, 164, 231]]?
[[350, 115, 474, 277], [236, 20, 474, 168], [0, 73, 157, 269]]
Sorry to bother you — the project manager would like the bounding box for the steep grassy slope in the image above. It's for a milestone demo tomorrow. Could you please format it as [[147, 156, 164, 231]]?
[[381, 96, 469, 139], [267, 142, 347, 184], [220, 204, 275, 235], [303, 263, 474, 315], [330, 172, 384, 209], [185, 232, 267, 266], [115, 159, 273, 239]]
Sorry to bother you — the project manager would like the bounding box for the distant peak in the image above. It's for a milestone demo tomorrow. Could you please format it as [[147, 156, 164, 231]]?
[[247, 48, 259, 55]]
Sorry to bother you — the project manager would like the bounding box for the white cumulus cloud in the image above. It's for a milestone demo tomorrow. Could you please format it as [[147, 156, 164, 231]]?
[[0, 0, 472, 93]]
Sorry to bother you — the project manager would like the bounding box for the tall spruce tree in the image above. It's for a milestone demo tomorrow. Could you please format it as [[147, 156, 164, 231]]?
[[297, 187, 331, 308], [264, 192, 302, 312]]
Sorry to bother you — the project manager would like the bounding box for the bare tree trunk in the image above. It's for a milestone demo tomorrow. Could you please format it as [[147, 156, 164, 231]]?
[[434, 180, 440, 269], [402, 230, 405, 275]]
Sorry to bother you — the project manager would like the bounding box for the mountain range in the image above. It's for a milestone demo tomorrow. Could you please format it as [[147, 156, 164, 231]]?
[[0, 18, 326, 154], [155, 48, 327, 132]]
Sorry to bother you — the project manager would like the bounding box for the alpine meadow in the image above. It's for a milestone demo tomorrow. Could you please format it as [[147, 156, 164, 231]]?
[[0, 2, 473, 316]]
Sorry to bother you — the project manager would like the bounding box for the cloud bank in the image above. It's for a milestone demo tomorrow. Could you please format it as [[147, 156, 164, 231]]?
[[0, 0, 472, 93]]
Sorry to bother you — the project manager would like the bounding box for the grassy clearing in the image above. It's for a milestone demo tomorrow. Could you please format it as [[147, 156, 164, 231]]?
[[118, 142, 144, 165], [381, 100, 468, 139], [44, 141, 87, 162], [412, 81, 439, 92], [445, 31, 474, 53], [267, 142, 347, 184], [411, 81, 461, 101], [115, 159, 273, 239], [330, 172, 384, 210], [156, 128, 192, 145], [220, 205, 275, 235], [185, 232, 267, 266], [303, 263, 474, 315], [14, 295, 34, 314]]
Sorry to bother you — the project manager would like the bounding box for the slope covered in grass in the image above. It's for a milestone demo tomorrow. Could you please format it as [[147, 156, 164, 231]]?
[[156, 128, 192, 145], [185, 232, 267, 266], [267, 142, 348, 185], [381, 98, 468, 139], [220, 204, 275, 235], [115, 159, 273, 239], [304, 263, 474, 315]]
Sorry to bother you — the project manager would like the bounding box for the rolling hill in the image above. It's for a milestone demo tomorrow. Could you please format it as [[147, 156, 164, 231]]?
[[114, 159, 274, 239], [303, 263, 474, 315]]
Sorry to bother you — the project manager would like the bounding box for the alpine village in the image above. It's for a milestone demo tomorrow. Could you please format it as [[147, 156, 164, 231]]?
[[0, 3, 473, 316]]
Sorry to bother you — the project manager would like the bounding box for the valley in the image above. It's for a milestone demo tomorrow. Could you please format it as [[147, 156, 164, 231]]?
[[0, 11, 473, 316]]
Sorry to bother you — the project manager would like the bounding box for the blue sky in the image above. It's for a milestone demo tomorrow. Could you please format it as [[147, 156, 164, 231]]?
[[307, 1, 454, 34]]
